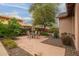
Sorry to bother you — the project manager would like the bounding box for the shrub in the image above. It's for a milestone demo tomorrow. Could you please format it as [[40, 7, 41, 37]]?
[[49, 28, 54, 33], [2, 38, 17, 49], [53, 31, 59, 38], [20, 28, 29, 35], [40, 32, 49, 36], [0, 18, 21, 38], [61, 33, 75, 47], [53, 28, 59, 38], [48, 27, 59, 38]]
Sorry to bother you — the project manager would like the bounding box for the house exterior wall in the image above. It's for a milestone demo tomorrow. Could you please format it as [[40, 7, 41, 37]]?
[[0, 16, 24, 25], [59, 16, 75, 37], [59, 3, 79, 51], [72, 17, 75, 35], [75, 3, 79, 51], [0, 18, 9, 24]]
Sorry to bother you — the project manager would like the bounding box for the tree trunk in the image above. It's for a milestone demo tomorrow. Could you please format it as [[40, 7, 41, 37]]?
[[43, 25, 46, 32]]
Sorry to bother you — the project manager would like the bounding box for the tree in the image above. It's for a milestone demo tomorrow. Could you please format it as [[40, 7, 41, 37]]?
[[7, 18, 21, 37], [0, 18, 21, 38], [0, 21, 7, 37], [29, 3, 58, 30]]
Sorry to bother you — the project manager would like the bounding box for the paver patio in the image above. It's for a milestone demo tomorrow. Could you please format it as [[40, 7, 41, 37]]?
[[15, 36, 65, 56], [0, 41, 8, 56]]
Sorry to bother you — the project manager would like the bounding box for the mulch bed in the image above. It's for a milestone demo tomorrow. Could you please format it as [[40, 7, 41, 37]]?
[[5, 47, 32, 56]]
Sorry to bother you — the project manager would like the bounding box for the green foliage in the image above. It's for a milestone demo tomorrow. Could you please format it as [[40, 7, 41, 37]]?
[[49, 27, 59, 38], [40, 32, 49, 36], [0, 18, 21, 38], [49, 28, 54, 33], [20, 28, 28, 35], [53, 28, 59, 38], [8, 18, 21, 37], [29, 3, 58, 28], [54, 31, 59, 38], [2, 38, 17, 49], [0, 21, 8, 37]]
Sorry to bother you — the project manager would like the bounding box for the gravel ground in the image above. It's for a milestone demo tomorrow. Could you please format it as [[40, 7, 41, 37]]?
[[5, 47, 32, 56], [41, 36, 77, 56], [64, 46, 77, 56]]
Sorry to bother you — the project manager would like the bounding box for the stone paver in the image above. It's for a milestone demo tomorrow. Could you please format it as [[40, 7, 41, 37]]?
[[15, 36, 65, 56], [0, 41, 8, 56]]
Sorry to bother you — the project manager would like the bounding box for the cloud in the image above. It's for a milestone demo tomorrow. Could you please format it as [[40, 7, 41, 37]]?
[[23, 17, 32, 20], [0, 11, 32, 21], [58, 3, 66, 13], [23, 17, 32, 24], [0, 11, 22, 19], [0, 3, 29, 10], [0, 11, 32, 24]]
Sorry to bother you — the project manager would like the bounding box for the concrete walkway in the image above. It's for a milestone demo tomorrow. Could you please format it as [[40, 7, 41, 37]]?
[[15, 36, 65, 56], [0, 41, 8, 56]]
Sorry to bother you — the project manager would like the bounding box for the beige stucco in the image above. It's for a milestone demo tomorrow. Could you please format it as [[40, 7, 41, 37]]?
[[0, 16, 25, 26], [75, 3, 79, 51], [59, 16, 75, 37]]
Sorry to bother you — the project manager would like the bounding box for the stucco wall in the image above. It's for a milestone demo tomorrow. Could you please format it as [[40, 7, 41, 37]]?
[[59, 16, 75, 37], [75, 3, 79, 51]]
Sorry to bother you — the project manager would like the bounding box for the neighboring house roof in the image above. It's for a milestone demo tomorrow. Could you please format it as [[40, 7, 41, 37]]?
[[0, 15, 26, 26], [0, 15, 22, 21], [57, 3, 75, 19], [57, 12, 68, 19]]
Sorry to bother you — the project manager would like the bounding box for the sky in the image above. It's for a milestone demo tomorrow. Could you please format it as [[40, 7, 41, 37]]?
[[0, 3, 32, 24], [0, 3, 66, 24]]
